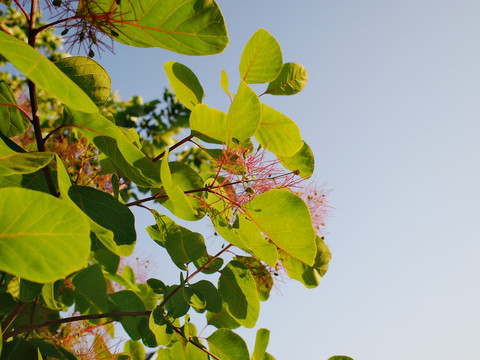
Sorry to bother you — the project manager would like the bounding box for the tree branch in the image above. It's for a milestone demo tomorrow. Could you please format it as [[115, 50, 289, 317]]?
[[152, 134, 195, 162], [1, 302, 26, 335], [3, 310, 150, 340]]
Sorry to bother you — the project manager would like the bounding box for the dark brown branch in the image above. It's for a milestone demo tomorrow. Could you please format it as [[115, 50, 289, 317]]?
[[27, 0, 58, 196], [152, 134, 195, 162], [1, 302, 26, 335], [3, 310, 150, 340]]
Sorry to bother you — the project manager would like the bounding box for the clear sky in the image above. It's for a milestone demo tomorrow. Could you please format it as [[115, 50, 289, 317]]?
[[93, 1, 480, 359]]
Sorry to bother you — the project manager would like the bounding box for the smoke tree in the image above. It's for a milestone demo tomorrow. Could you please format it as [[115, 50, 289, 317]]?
[[0, 1, 348, 359]]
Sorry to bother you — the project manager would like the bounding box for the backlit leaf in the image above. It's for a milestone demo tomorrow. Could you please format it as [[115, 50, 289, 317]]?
[[0, 187, 90, 283], [255, 104, 303, 157], [164, 61, 203, 110], [86, 0, 228, 55], [108, 290, 148, 340], [189, 280, 222, 313], [218, 260, 260, 328], [206, 303, 240, 330], [251, 328, 270, 360], [207, 329, 250, 360], [265, 63, 308, 96], [226, 81, 261, 144], [0, 152, 54, 176], [56, 56, 111, 108], [63, 108, 162, 187], [279, 236, 331, 288], [0, 30, 98, 113], [242, 189, 316, 266], [278, 141, 314, 179], [239, 29, 282, 84], [190, 104, 228, 144]]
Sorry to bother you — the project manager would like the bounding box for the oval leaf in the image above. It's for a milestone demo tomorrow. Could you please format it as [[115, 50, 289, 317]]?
[[0, 152, 54, 176], [279, 236, 331, 288], [265, 62, 308, 96], [0, 30, 98, 113], [278, 141, 315, 179], [207, 329, 250, 360], [239, 29, 282, 84], [190, 104, 228, 144], [56, 56, 111, 108], [0, 187, 90, 282], [164, 61, 203, 110], [87, 0, 228, 55], [242, 189, 316, 266], [254, 104, 303, 157], [0, 80, 30, 137], [226, 81, 261, 144], [218, 260, 260, 328]]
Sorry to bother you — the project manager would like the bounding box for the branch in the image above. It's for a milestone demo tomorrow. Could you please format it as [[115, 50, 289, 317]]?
[[3, 310, 150, 340], [1, 302, 26, 335], [14, 0, 30, 22], [169, 323, 221, 360], [34, 16, 77, 35], [152, 134, 195, 162], [158, 244, 232, 309]]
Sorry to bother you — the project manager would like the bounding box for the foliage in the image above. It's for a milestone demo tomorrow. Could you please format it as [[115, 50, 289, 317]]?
[[0, 1, 343, 359]]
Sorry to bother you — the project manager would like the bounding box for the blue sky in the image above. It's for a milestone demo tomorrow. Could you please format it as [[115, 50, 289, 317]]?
[[92, 1, 480, 359]]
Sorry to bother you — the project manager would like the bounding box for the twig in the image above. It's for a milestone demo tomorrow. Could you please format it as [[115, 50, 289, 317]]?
[[14, 0, 30, 21], [3, 310, 150, 340], [1, 302, 26, 335], [152, 134, 195, 162]]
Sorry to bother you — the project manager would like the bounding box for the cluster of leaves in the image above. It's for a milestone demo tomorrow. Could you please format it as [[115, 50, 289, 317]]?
[[0, 1, 349, 359]]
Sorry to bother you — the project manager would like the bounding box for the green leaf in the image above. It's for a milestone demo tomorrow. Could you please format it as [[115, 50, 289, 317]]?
[[0, 80, 29, 136], [0, 324, 2, 357], [218, 260, 260, 328], [0, 152, 54, 176], [41, 280, 73, 311], [278, 141, 314, 179], [7, 277, 42, 302], [164, 285, 190, 319], [189, 280, 222, 313], [0, 187, 90, 283], [55, 56, 111, 108], [71, 264, 109, 314], [133, 284, 159, 311], [108, 290, 148, 340], [147, 211, 206, 269], [279, 236, 331, 288], [213, 214, 277, 267], [254, 104, 303, 157], [161, 150, 200, 220], [239, 29, 282, 84], [0, 30, 98, 113], [123, 340, 145, 360], [87, 0, 228, 55], [63, 108, 162, 187], [190, 104, 228, 144], [164, 61, 203, 110], [193, 252, 224, 274], [328, 357, 354, 360], [242, 189, 316, 266], [1, 339, 37, 359], [235, 257, 273, 302], [0, 0, 12, 6], [29, 339, 77, 360], [149, 308, 174, 346], [158, 161, 206, 221], [67, 185, 136, 256], [226, 81, 261, 143], [206, 304, 240, 330], [170, 341, 208, 360], [265, 63, 308, 96], [220, 70, 234, 97], [251, 328, 270, 360], [207, 329, 250, 360]]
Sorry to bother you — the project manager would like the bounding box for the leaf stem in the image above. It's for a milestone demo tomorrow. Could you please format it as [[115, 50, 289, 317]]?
[[34, 16, 77, 35]]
